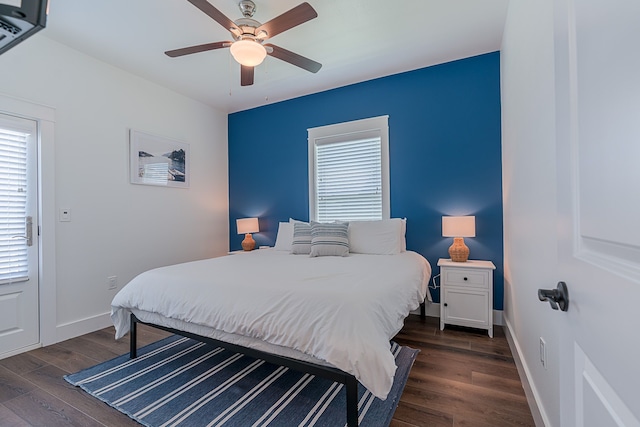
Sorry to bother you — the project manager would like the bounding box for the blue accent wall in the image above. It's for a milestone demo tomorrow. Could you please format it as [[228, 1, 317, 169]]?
[[228, 52, 504, 309]]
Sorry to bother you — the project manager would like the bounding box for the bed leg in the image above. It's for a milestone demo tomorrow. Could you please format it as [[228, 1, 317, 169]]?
[[345, 376, 358, 427], [420, 301, 426, 319], [129, 313, 137, 359]]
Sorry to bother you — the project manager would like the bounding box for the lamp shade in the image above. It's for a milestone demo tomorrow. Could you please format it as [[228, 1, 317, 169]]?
[[229, 40, 267, 66], [236, 217, 259, 234], [442, 216, 476, 238]]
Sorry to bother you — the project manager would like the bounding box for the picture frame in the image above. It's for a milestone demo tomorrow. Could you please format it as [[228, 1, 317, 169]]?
[[129, 129, 190, 188]]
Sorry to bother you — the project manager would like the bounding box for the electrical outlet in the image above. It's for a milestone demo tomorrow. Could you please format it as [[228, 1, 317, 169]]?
[[539, 337, 547, 369], [107, 276, 118, 290], [59, 208, 71, 222]]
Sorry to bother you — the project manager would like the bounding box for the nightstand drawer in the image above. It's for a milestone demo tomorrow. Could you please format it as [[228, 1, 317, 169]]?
[[442, 268, 488, 288]]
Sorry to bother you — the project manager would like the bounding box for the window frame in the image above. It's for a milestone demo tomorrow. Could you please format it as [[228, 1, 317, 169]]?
[[308, 115, 390, 222]]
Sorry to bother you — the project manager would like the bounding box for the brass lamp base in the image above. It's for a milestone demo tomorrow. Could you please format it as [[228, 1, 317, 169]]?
[[448, 237, 469, 262], [241, 233, 256, 251]]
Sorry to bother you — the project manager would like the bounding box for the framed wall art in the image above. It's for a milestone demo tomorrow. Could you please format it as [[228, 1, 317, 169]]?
[[129, 129, 190, 188]]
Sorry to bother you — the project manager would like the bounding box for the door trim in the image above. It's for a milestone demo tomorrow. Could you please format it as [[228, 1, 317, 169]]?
[[0, 93, 57, 347]]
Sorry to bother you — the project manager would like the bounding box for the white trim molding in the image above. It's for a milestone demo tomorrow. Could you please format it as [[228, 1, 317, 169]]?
[[0, 93, 57, 348], [308, 115, 390, 221], [503, 314, 547, 427], [412, 305, 504, 326], [55, 312, 113, 343]]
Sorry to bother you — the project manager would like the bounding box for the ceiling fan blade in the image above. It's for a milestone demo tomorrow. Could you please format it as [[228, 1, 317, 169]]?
[[256, 2, 317, 39], [241, 65, 254, 86], [187, 0, 236, 32], [265, 43, 322, 73], [165, 41, 231, 58]]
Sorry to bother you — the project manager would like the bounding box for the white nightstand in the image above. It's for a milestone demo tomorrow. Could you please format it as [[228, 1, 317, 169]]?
[[438, 258, 496, 337]]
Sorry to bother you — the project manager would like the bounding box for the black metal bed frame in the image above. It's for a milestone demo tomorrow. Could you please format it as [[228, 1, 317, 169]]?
[[128, 302, 426, 427]]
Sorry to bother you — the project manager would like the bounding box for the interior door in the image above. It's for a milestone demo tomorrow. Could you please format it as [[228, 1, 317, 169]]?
[[554, 0, 640, 424], [0, 112, 39, 358]]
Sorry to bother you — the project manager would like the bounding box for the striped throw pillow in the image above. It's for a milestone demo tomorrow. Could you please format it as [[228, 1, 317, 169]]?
[[310, 221, 349, 257], [291, 221, 312, 254]]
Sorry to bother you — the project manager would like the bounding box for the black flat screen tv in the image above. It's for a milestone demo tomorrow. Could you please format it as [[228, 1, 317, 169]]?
[[0, 0, 48, 56]]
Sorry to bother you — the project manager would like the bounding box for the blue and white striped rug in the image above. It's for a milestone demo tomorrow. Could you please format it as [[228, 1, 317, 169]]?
[[65, 335, 417, 427]]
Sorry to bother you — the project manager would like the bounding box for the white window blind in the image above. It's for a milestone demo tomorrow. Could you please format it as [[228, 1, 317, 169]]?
[[315, 137, 382, 222], [0, 126, 29, 284], [308, 115, 389, 222]]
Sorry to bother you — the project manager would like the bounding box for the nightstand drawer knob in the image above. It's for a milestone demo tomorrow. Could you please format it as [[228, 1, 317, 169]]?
[[463, 277, 468, 281]]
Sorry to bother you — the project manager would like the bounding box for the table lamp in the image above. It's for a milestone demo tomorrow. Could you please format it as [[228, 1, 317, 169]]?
[[442, 216, 476, 262], [236, 217, 259, 251]]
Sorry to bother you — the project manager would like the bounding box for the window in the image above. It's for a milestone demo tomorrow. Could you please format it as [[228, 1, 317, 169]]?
[[0, 119, 31, 284], [308, 116, 389, 222]]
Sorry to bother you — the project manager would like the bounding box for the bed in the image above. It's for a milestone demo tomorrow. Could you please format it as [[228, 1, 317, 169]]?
[[111, 220, 432, 426]]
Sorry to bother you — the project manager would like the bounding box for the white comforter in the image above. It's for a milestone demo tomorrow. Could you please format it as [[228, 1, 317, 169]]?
[[111, 249, 431, 399]]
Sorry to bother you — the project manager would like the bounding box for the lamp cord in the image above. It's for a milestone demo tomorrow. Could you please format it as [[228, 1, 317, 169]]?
[[430, 273, 440, 290]]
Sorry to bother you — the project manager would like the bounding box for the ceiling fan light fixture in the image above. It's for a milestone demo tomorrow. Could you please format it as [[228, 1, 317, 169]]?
[[230, 39, 267, 67], [167, 1, 321, 86]]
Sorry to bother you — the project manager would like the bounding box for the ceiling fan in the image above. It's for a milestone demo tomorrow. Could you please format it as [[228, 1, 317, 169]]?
[[165, 0, 322, 86]]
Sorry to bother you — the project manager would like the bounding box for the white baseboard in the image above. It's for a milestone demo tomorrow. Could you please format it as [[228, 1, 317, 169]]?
[[410, 302, 440, 317], [0, 343, 42, 361], [411, 303, 504, 326], [493, 309, 503, 326], [503, 315, 548, 427], [55, 312, 113, 343]]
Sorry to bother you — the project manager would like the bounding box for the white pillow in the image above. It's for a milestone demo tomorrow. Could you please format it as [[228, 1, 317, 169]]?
[[273, 222, 294, 251], [291, 221, 312, 254], [348, 219, 405, 255], [310, 221, 349, 257]]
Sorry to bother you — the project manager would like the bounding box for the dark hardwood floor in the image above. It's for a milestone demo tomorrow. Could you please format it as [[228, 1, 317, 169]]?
[[0, 315, 534, 426], [391, 316, 534, 427]]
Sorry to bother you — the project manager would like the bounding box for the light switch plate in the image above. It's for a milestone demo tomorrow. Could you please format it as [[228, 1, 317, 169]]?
[[60, 208, 71, 222]]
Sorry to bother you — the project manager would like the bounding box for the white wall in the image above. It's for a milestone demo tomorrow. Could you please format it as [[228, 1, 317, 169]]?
[[501, 0, 559, 425], [0, 36, 229, 342]]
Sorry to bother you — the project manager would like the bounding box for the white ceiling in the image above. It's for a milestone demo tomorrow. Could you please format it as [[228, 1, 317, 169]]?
[[42, 0, 509, 113]]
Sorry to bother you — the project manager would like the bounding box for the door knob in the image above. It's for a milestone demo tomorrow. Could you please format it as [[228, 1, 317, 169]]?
[[538, 281, 569, 312]]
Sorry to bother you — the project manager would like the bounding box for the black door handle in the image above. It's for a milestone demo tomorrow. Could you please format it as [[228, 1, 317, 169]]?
[[538, 281, 569, 312]]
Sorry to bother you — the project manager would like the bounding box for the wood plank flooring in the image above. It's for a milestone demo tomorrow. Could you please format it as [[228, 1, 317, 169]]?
[[391, 316, 534, 426], [0, 315, 534, 426]]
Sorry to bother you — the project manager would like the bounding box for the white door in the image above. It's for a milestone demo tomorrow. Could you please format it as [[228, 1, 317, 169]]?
[[553, 0, 640, 424], [0, 112, 39, 358]]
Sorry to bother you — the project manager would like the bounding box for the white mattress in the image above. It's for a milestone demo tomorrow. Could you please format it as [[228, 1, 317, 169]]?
[[111, 249, 431, 399]]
